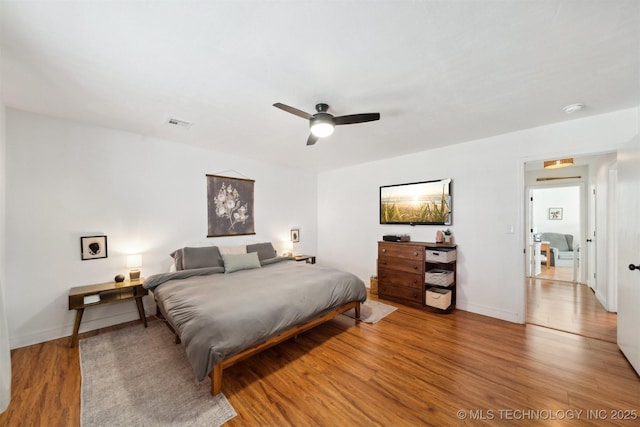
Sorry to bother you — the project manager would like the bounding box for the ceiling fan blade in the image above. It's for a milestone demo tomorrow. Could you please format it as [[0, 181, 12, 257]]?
[[273, 103, 314, 120], [306, 133, 319, 146], [334, 113, 380, 126]]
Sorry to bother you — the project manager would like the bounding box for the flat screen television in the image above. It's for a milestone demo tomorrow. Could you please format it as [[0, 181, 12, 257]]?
[[380, 178, 452, 225]]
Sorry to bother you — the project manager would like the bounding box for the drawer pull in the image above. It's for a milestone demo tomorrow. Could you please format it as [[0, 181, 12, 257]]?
[[413, 266, 418, 270], [413, 252, 418, 256], [382, 261, 387, 265], [382, 248, 387, 253]]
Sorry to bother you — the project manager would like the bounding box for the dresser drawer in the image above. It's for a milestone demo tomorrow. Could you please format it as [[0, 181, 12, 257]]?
[[378, 243, 423, 261], [378, 268, 422, 289], [378, 257, 422, 274], [378, 282, 423, 304]]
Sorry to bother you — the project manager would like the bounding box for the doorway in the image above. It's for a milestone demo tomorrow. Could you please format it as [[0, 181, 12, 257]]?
[[530, 185, 582, 283], [524, 154, 617, 343]]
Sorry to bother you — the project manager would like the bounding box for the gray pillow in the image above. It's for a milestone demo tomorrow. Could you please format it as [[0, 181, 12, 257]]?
[[182, 246, 224, 270], [169, 248, 185, 271], [246, 242, 277, 262], [222, 252, 261, 274], [260, 256, 291, 266]]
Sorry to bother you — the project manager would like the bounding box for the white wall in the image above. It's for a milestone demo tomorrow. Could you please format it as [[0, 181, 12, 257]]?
[[531, 186, 581, 240], [318, 108, 638, 324], [0, 104, 11, 413], [593, 157, 619, 311], [5, 109, 318, 348]]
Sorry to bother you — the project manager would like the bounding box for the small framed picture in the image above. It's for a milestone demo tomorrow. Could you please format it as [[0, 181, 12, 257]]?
[[81, 235, 108, 260], [548, 208, 563, 220], [290, 228, 300, 243]]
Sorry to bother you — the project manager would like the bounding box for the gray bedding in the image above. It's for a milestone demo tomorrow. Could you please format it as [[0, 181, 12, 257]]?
[[145, 260, 367, 381]]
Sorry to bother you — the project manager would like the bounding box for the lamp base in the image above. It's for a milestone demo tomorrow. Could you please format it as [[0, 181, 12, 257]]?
[[129, 269, 141, 281]]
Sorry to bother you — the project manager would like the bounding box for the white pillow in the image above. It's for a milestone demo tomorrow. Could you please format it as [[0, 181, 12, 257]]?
[[219, 245, 247, 255]]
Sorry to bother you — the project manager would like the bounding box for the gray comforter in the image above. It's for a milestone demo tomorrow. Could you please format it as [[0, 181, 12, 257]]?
[[145, 260, 366, 381]]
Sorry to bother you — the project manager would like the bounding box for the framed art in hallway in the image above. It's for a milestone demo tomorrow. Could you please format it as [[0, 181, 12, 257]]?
[[548, 208, 563, 220], [80, 235, 108, 260]]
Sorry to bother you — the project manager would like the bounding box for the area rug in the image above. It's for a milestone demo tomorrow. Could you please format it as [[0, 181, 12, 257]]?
[[342, 299, 397, 323], [79, 321, 236, 427]]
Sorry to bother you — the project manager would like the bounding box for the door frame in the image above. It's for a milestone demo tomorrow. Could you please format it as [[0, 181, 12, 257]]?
[[524, 180, 587, 284], [523, 152, 620, 319]]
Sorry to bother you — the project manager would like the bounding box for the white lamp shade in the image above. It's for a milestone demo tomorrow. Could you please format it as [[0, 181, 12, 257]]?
[[126, 254, 142, 268], [310, 121, 334, 137]]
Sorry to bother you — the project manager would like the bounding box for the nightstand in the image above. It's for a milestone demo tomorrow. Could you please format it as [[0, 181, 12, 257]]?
[[68, 278, 148, 347], [294, 255, 316, 264]]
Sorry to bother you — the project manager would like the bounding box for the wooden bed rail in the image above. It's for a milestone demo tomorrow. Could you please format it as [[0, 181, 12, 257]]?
[[210, 300, 361, 396]]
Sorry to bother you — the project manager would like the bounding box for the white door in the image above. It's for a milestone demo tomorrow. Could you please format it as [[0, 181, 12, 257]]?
[[588, 185, 597, 289], [617, 136, 640, 374], [526, 189, 536, 277]]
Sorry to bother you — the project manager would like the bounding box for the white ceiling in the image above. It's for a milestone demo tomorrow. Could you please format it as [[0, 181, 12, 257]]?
[[1, 1, 638, 172]]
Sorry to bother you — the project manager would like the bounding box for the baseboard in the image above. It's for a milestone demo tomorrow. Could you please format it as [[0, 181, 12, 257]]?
[[594, 289, 611, 312], [458, 302, 524, 324], [9, 311, 144, 350]]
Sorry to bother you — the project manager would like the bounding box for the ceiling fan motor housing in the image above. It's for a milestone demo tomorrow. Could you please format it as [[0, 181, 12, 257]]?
[[315, 103, 330, 113]]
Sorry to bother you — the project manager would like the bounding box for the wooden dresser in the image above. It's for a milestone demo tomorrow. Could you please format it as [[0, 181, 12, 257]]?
[[377, 240, 457, 311]]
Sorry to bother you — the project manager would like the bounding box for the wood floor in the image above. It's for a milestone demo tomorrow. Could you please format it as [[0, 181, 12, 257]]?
[[536, 265, 576, 282], [1, 295, 638, 426], [527, 277, 617, 343]]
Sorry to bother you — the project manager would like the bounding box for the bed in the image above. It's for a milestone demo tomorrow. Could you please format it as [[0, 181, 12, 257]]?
[[143, 243, 367, 396]]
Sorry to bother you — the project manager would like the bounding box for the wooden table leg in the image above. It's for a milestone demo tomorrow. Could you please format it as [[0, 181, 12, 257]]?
[[70, 308, 84, 348], [135, 297, 147, 327]]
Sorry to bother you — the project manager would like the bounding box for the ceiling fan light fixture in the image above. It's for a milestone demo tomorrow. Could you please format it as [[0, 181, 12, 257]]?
[[544, 158, 574, 169], [273, 102, 379, 145], [310, 118, 334, 138]]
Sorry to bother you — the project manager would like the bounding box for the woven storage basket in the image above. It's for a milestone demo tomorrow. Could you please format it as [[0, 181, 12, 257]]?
[[425, 269, 454, 287], [370, 277, 378, 295], [425, 248, 457, 263], [426, 287, 452, 310]]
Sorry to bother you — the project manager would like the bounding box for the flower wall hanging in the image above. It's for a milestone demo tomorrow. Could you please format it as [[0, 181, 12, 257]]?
[[207, 174, 256, 237]]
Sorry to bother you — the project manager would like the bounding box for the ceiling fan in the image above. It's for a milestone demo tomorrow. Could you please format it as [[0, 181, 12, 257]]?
[[273, 102, 380, 146]]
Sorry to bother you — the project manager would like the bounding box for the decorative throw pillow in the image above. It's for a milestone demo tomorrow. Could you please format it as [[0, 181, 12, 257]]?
[[246, 242, 277, 262], [182, 246, 224, 270], [222, 252, 261, 274]]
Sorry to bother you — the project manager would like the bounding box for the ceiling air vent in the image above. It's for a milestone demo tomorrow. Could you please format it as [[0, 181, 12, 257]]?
[[166, 118, 192, 128]]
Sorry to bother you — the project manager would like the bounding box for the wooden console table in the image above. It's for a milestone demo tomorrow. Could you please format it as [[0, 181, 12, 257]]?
[[540, 242, 551, 270], [68, 279, 148, 347]]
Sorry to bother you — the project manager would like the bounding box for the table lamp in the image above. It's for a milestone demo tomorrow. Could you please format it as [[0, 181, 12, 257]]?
[[127, 254, 142, 281]]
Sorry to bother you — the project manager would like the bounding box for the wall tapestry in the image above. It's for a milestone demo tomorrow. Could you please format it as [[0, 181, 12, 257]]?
[[207, 174, 255, 237]]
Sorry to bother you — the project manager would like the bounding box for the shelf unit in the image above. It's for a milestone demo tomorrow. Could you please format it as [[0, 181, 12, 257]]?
[[377, 240, 457, 312]]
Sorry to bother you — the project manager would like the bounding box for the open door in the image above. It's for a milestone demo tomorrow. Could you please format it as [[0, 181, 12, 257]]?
[[617, 136, 640, 374]]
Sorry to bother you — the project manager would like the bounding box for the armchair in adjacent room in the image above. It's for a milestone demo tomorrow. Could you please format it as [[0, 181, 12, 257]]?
[[539, 232, 579, 267]]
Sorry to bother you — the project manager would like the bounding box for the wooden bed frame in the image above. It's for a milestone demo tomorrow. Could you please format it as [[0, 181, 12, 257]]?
[[209, 300, 360, 395], [157, 300, 361, 396]]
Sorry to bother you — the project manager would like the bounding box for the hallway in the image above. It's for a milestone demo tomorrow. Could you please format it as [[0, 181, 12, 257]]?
[[526, 278, 617, 343]]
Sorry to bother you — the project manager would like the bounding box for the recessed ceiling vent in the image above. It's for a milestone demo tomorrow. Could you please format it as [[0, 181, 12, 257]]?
[[166, 118, 192, 128]]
